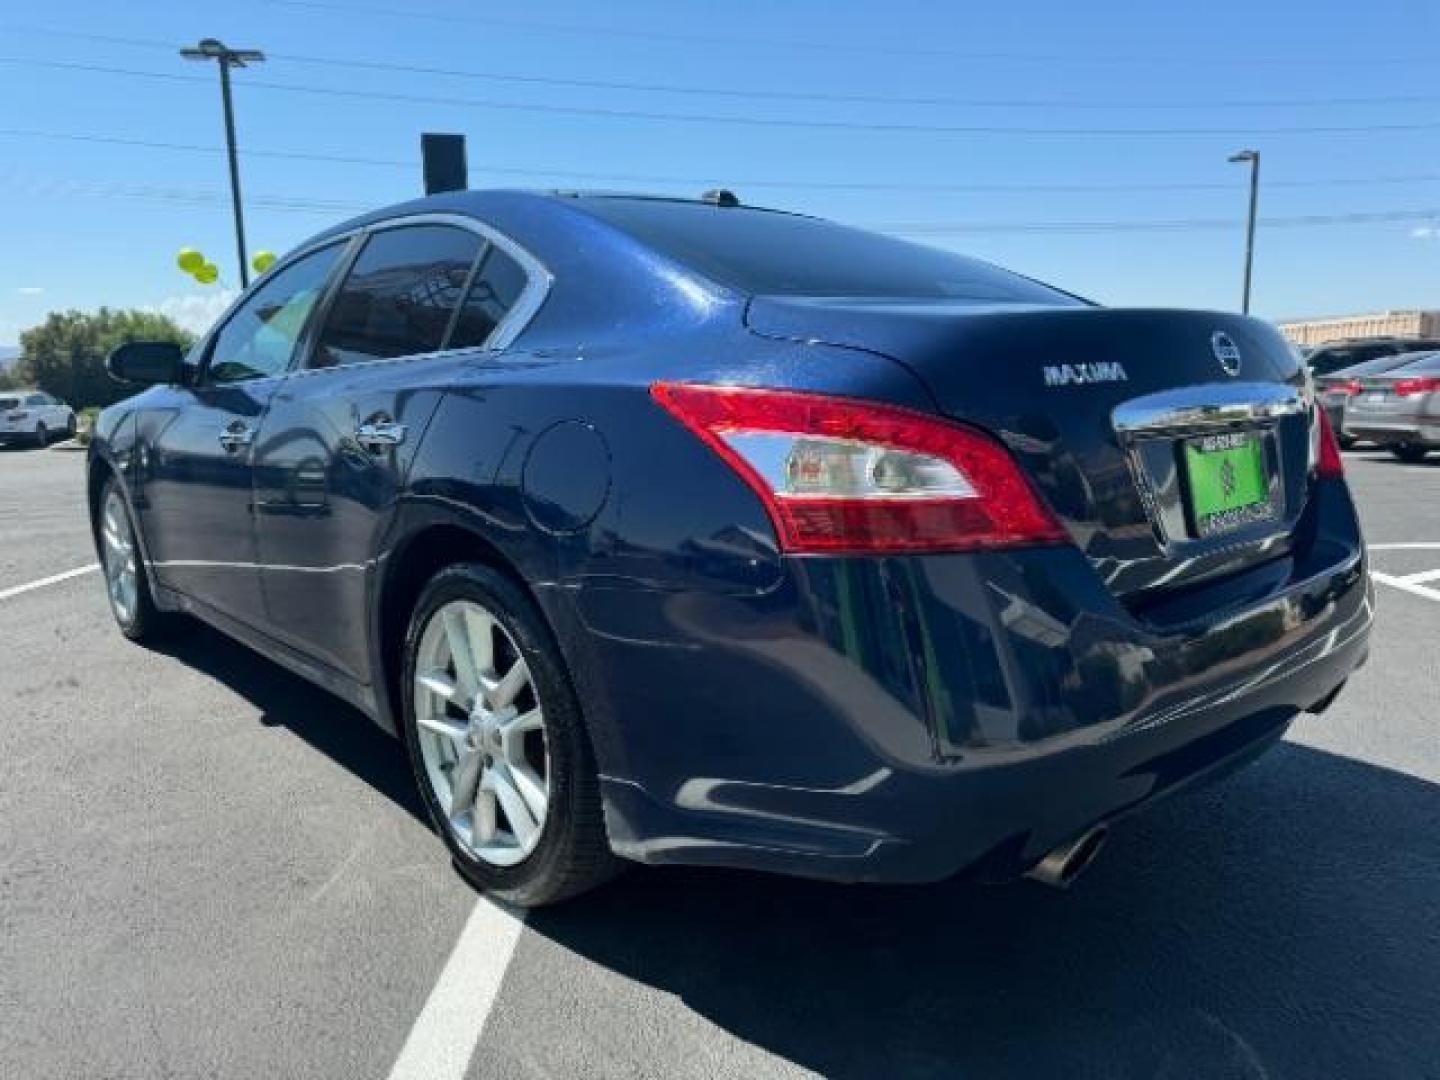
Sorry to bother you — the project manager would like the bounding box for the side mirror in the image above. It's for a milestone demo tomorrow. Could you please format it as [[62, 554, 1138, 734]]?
[[107, 341, 184, 386]]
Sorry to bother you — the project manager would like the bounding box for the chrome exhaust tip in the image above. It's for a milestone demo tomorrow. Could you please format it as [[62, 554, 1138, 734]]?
[[1024, 825, 1108, 889]]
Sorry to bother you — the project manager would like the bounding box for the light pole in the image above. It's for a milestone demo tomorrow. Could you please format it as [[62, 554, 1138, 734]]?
[[1228, 149, 1260, 314], [181, 38, 265, 288]]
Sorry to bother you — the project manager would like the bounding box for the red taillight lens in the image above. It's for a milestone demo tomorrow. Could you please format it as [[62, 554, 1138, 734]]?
[[1339, 379, 1363, 397], [1394, 376, 1440, 397], [650, 383, 1068, 554], [1315, 404, 1345, 479]]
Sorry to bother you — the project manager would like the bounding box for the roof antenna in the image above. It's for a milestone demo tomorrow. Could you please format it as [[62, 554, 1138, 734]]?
[[700, 188, 741, 207]]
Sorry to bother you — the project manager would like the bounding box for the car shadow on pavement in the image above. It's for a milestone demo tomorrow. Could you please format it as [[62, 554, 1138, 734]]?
[[529, 744, 1440, 1078], [150, 620, 427, 823]]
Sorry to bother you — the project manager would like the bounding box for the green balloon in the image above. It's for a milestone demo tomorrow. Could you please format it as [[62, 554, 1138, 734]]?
[[194, 263, 219, 285], [251, 250, 277, 274], [176, 247, 205, 273]]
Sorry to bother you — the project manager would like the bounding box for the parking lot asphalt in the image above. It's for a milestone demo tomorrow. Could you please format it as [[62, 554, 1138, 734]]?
[[2, 442, 1437, 1079]]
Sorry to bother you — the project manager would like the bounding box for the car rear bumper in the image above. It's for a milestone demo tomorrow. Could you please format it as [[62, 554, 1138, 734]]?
[[1343, 416, 1440, 446], [555, 477, 1371, 883]]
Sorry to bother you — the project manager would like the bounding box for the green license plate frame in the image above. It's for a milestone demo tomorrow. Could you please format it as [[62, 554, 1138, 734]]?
[[1182, 431, 1274, 537]]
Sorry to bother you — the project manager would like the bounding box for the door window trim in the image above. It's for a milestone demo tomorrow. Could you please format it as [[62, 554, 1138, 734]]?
[[290, 212, 552, 377]]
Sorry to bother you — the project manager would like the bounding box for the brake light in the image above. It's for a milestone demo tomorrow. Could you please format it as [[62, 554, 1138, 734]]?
[[1334, 379, 1363, 397], [1315, 404, 1345, 479], [650, 383, 1068, 554], [1394, 376, 1440, 397]]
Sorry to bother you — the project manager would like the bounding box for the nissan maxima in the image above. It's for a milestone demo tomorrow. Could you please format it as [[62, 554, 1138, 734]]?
[[91, 191, 1371, 905]]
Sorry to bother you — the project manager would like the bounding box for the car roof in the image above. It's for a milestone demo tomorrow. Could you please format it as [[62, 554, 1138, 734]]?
[[1312, 336, 1440, 349]]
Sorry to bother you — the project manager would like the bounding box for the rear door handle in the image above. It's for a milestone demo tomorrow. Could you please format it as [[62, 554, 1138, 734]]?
[[218, 421, 255, 453], [354, 419, 407, 453]]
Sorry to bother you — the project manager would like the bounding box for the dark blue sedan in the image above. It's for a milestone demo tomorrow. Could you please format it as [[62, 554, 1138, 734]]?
[[92, 191, 1371, 905]]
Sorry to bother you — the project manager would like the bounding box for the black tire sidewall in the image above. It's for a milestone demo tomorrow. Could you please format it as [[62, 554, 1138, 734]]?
[[399, 563, 599, 905], [34, 424, 46, 447]]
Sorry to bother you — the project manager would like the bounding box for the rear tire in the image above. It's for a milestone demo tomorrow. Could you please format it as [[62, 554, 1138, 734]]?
[[98, 477, 165, 642], [1391, 444, 1431, 464], [33, 423, 46, 448], [400, 563, 619, 906], [1337, 432, 1356, 450], [65, 414, 76, 439]]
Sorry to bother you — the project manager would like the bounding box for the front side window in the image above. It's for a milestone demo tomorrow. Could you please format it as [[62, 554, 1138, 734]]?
[[206, 244, 343, 384], [311, 225, 482, 369]]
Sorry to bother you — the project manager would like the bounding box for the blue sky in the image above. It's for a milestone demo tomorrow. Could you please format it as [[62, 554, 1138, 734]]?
[[2, 0, 1438, 345]]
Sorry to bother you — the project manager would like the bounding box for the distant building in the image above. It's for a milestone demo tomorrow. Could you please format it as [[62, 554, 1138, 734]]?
[[1278, 310, 1440, 347]]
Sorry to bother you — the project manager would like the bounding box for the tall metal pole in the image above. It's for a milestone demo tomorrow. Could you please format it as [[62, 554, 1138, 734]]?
[[1229, 149, 1260, 314], [217, 58, 249, 288], [181, 39, 265, 289]]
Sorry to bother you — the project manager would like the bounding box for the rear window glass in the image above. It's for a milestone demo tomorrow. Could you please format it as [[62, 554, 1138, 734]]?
[[575, 198, 1078, 304], [1398, 352, 1440, 374], [0, 397, 18, 410]]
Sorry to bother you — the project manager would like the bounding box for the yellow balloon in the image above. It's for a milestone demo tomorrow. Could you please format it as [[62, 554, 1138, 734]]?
[[194, 263, 219, 285], [176, 247, 205, 273], [251, 250, 277, 274]]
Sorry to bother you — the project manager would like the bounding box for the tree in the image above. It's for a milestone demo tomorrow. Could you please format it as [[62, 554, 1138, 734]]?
[[15, 308, 194, 408]]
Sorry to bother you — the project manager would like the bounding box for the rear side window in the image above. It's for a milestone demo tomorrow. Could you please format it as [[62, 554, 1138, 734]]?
[[575, 198, 1079, 304], [207, 244, 344, 384], [0, 397, 18, 410], [311, 224, 482, 369], [447, 246, 529, 349]]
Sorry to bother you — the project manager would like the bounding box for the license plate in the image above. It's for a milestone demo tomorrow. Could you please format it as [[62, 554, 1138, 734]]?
[[1366, 391, 1387, 404], [1183, 432, 1273, 537]]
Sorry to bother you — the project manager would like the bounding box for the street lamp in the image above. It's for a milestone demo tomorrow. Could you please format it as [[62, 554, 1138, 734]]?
[[1228, 149, 1260, 315], [181, 38, 265, 288]]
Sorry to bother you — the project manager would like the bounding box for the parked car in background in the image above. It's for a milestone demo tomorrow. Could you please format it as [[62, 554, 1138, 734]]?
[[1304, 336, 1440, 378], [90, 190, 1370, 905], [1343, 350, 1440, 462], [0, 389, 75, 447], [1317, 351, 1438, 449]]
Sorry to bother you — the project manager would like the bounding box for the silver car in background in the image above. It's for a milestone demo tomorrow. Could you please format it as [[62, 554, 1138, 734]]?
[[1344, 351, 1440, 463], [1317, 350, 1437, 449]]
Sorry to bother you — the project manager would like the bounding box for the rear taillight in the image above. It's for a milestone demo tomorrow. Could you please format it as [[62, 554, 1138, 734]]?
[[1315, 404, 1345, 479], [650, 383, 1068, 554], [1335, 379, 1363, 397], [1394, 376, 1440, 397]]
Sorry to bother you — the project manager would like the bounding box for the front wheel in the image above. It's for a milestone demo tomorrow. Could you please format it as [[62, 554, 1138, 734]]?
[[1391, 444, 1431, 464], [400, 563, 619, 906], [98, 478, 165, 641], [33, 423, 46, 447]]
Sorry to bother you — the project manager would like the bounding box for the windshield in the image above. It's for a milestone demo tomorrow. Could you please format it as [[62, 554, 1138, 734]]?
[[576, 197, 1080, 304]]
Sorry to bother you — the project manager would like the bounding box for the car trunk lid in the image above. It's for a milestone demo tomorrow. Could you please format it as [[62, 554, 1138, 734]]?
[[746, 297, 1314, 602]]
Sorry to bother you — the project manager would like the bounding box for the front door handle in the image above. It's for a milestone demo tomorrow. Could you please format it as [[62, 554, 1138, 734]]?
[[354, 419, 407, 453], [218, 421, 255, 453]]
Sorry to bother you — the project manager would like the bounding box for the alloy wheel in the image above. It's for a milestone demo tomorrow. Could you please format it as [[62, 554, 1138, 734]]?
[[412, 599, 550, 867], [100, 487, 138, 626]]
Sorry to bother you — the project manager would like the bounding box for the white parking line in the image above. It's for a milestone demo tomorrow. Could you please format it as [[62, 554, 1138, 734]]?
[[1396, 568, 1440, 586], [386, 899, 526, 1080], [1368, 543, 1440, 551], [1372, 572, 1440, 604], [0, 564, 97, 603]]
